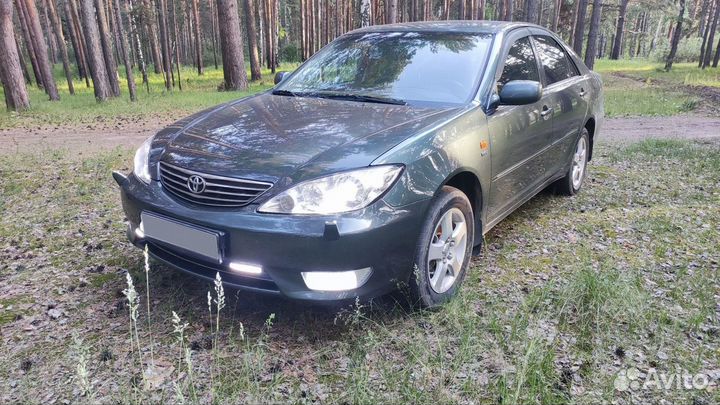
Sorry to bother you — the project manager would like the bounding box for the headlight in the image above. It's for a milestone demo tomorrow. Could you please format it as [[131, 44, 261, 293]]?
[[133, 137, 153, 184], [258, 165, 403, 214]]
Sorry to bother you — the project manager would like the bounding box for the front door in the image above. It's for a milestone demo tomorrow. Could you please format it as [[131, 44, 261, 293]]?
[[487, 35, 553, 220]]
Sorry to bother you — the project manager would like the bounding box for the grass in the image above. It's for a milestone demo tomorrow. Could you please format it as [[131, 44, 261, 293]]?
[[1, 138, 719, 403], [601, 79, 699, 117], [596, 60, 714, 117], [595, 59, 720, 87], [0, 63, 298, 129]]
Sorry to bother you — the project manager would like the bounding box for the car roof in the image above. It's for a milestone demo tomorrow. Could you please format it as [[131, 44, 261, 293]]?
[[348, 20, 538, 35]]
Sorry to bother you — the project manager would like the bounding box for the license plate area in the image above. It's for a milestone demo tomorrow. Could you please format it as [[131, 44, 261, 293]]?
[[141, 212, 222, 263]]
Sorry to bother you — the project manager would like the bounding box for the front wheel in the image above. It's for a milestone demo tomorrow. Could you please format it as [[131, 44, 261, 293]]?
[[555, 128, 589, 196], [408, 186, 474, 308]]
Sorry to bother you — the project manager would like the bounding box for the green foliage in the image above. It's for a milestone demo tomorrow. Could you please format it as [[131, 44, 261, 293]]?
[[280, 42, 301, 62], [649, 37, 703, 64]]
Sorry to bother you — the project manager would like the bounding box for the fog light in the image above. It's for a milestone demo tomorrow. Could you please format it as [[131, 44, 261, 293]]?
[[229, 262, 263, 275], [301, 267, 372, 292], [134, 222, 145, 239]]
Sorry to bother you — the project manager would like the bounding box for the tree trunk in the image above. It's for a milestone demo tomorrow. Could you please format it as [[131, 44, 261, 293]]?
[[20, 0, 59, 99], [66, 0, 91, 86], [664, 0, 686, 71], [572, 0, 588, 56], [209, 0, 218, 69], [699, 2, 712, 66], [360, 0, 371, 26], [713, 32, 720, 66], [701, 1, 718, 67], [216, 0, 247, 90], [47, 0, 74, 94], [170, 0, 181, 89], [15, 0, 43, 87], [190, 0, 202, 74], [299, 0, 305, 59], [584, 0, 602, 69], [80, 0, 112, 100], [127, 0, 149, 89], [112, 0, 136, 100], [15, 36, 31, 84], [650, 15, 664, 52], [551, 0, 560, 30], [156, 0, 171, 89], [610, 0, 628, 58], [142, 0, 162, 73], [388, 0, 397, 22], [61, 0, 84, 80], [525, 0, 539, 23], [505, 0, 514, 21], [698, 0, 710, 37], [40, 0, 57, 64], [94, 0, 121, 96], [273, 0, 278, 70], [0, 0, 30, 110]]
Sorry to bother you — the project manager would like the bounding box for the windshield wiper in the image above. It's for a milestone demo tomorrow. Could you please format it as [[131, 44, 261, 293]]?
[[271, 89, 298, 97], [310, 92, 407, 105]]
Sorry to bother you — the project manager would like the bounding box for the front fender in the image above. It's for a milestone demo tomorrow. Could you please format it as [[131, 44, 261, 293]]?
[[375, 105, 492, 225]]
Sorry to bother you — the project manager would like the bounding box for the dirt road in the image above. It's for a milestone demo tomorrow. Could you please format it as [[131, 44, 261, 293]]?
[[0, 114, 718, 155]]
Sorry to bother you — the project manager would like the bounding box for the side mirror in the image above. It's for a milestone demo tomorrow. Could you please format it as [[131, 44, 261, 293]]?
[[498, 80, 542, 105], [274, 71, 289, 85]]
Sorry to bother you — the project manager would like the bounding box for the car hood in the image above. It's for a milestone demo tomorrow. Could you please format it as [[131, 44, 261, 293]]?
[[156, 93, 459, 183]]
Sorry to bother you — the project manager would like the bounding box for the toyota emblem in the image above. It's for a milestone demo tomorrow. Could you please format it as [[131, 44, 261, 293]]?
[[187, 175, 206, 194]]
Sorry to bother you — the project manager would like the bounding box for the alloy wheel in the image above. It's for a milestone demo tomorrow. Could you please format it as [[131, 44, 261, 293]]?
[[427, 207, 468, 294], [571, 136, 587, 190]]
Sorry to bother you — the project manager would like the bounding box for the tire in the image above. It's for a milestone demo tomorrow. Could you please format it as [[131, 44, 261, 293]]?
[[555, 128, 590, 196], [408, 186, 474, 308]]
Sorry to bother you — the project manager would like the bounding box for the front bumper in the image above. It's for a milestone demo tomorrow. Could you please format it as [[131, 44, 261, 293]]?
[[116, 172, 429, 302]]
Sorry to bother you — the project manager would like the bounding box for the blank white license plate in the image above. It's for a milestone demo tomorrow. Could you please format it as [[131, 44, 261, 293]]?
[[141, 212, 221, 263]]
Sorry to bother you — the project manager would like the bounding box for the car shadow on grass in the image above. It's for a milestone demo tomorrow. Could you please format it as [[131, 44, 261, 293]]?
[[135, 184, 564, 345]]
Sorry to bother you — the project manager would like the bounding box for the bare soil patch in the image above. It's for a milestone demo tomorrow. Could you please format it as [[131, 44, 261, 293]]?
[[603, 115, 720, 143], [0, 115, 181, 156]]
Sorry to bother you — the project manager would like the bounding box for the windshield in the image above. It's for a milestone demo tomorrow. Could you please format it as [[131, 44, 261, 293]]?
[[276, 31, 493, 106]]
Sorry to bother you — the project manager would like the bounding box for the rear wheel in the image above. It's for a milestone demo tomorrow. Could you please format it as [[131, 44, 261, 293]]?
[[408, 186, 474, 308], [555, 128, 589, 196]]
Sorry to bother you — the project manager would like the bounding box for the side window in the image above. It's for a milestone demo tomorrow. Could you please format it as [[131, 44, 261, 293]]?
[[497, 37, 540, 92], [533, 35, 578, 85]]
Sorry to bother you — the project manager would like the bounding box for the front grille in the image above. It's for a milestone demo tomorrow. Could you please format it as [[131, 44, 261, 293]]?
[[159, 162, 273, 207]]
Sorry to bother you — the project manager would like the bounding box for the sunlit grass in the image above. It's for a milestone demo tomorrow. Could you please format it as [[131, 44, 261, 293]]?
[[603, 86, 699, 117], [0, 63, 298, 129], [596, 59, 720, 87], [598, 60, 707, 116]]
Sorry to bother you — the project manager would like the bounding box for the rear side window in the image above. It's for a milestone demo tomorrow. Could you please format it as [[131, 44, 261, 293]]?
[[497, 37, 540, 92], [533, 35, 579, 85]]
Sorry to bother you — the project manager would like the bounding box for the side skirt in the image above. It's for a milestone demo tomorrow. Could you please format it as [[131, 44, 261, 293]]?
[[482, 170, 565, 235]]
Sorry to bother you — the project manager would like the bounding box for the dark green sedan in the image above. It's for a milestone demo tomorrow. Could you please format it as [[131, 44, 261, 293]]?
[[115, 21, 603, 307]]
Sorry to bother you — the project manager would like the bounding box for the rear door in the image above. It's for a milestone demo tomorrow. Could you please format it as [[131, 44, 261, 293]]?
[[487, 32, 554, 220], [530, 34, 590, 176]]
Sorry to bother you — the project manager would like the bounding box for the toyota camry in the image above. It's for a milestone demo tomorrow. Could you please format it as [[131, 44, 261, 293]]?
[[114, 21, 603, 307]]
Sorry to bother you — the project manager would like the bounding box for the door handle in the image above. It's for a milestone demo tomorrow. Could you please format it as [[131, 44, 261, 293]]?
[[540, 106, 553, 119], [579, 88, 586, 97]]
